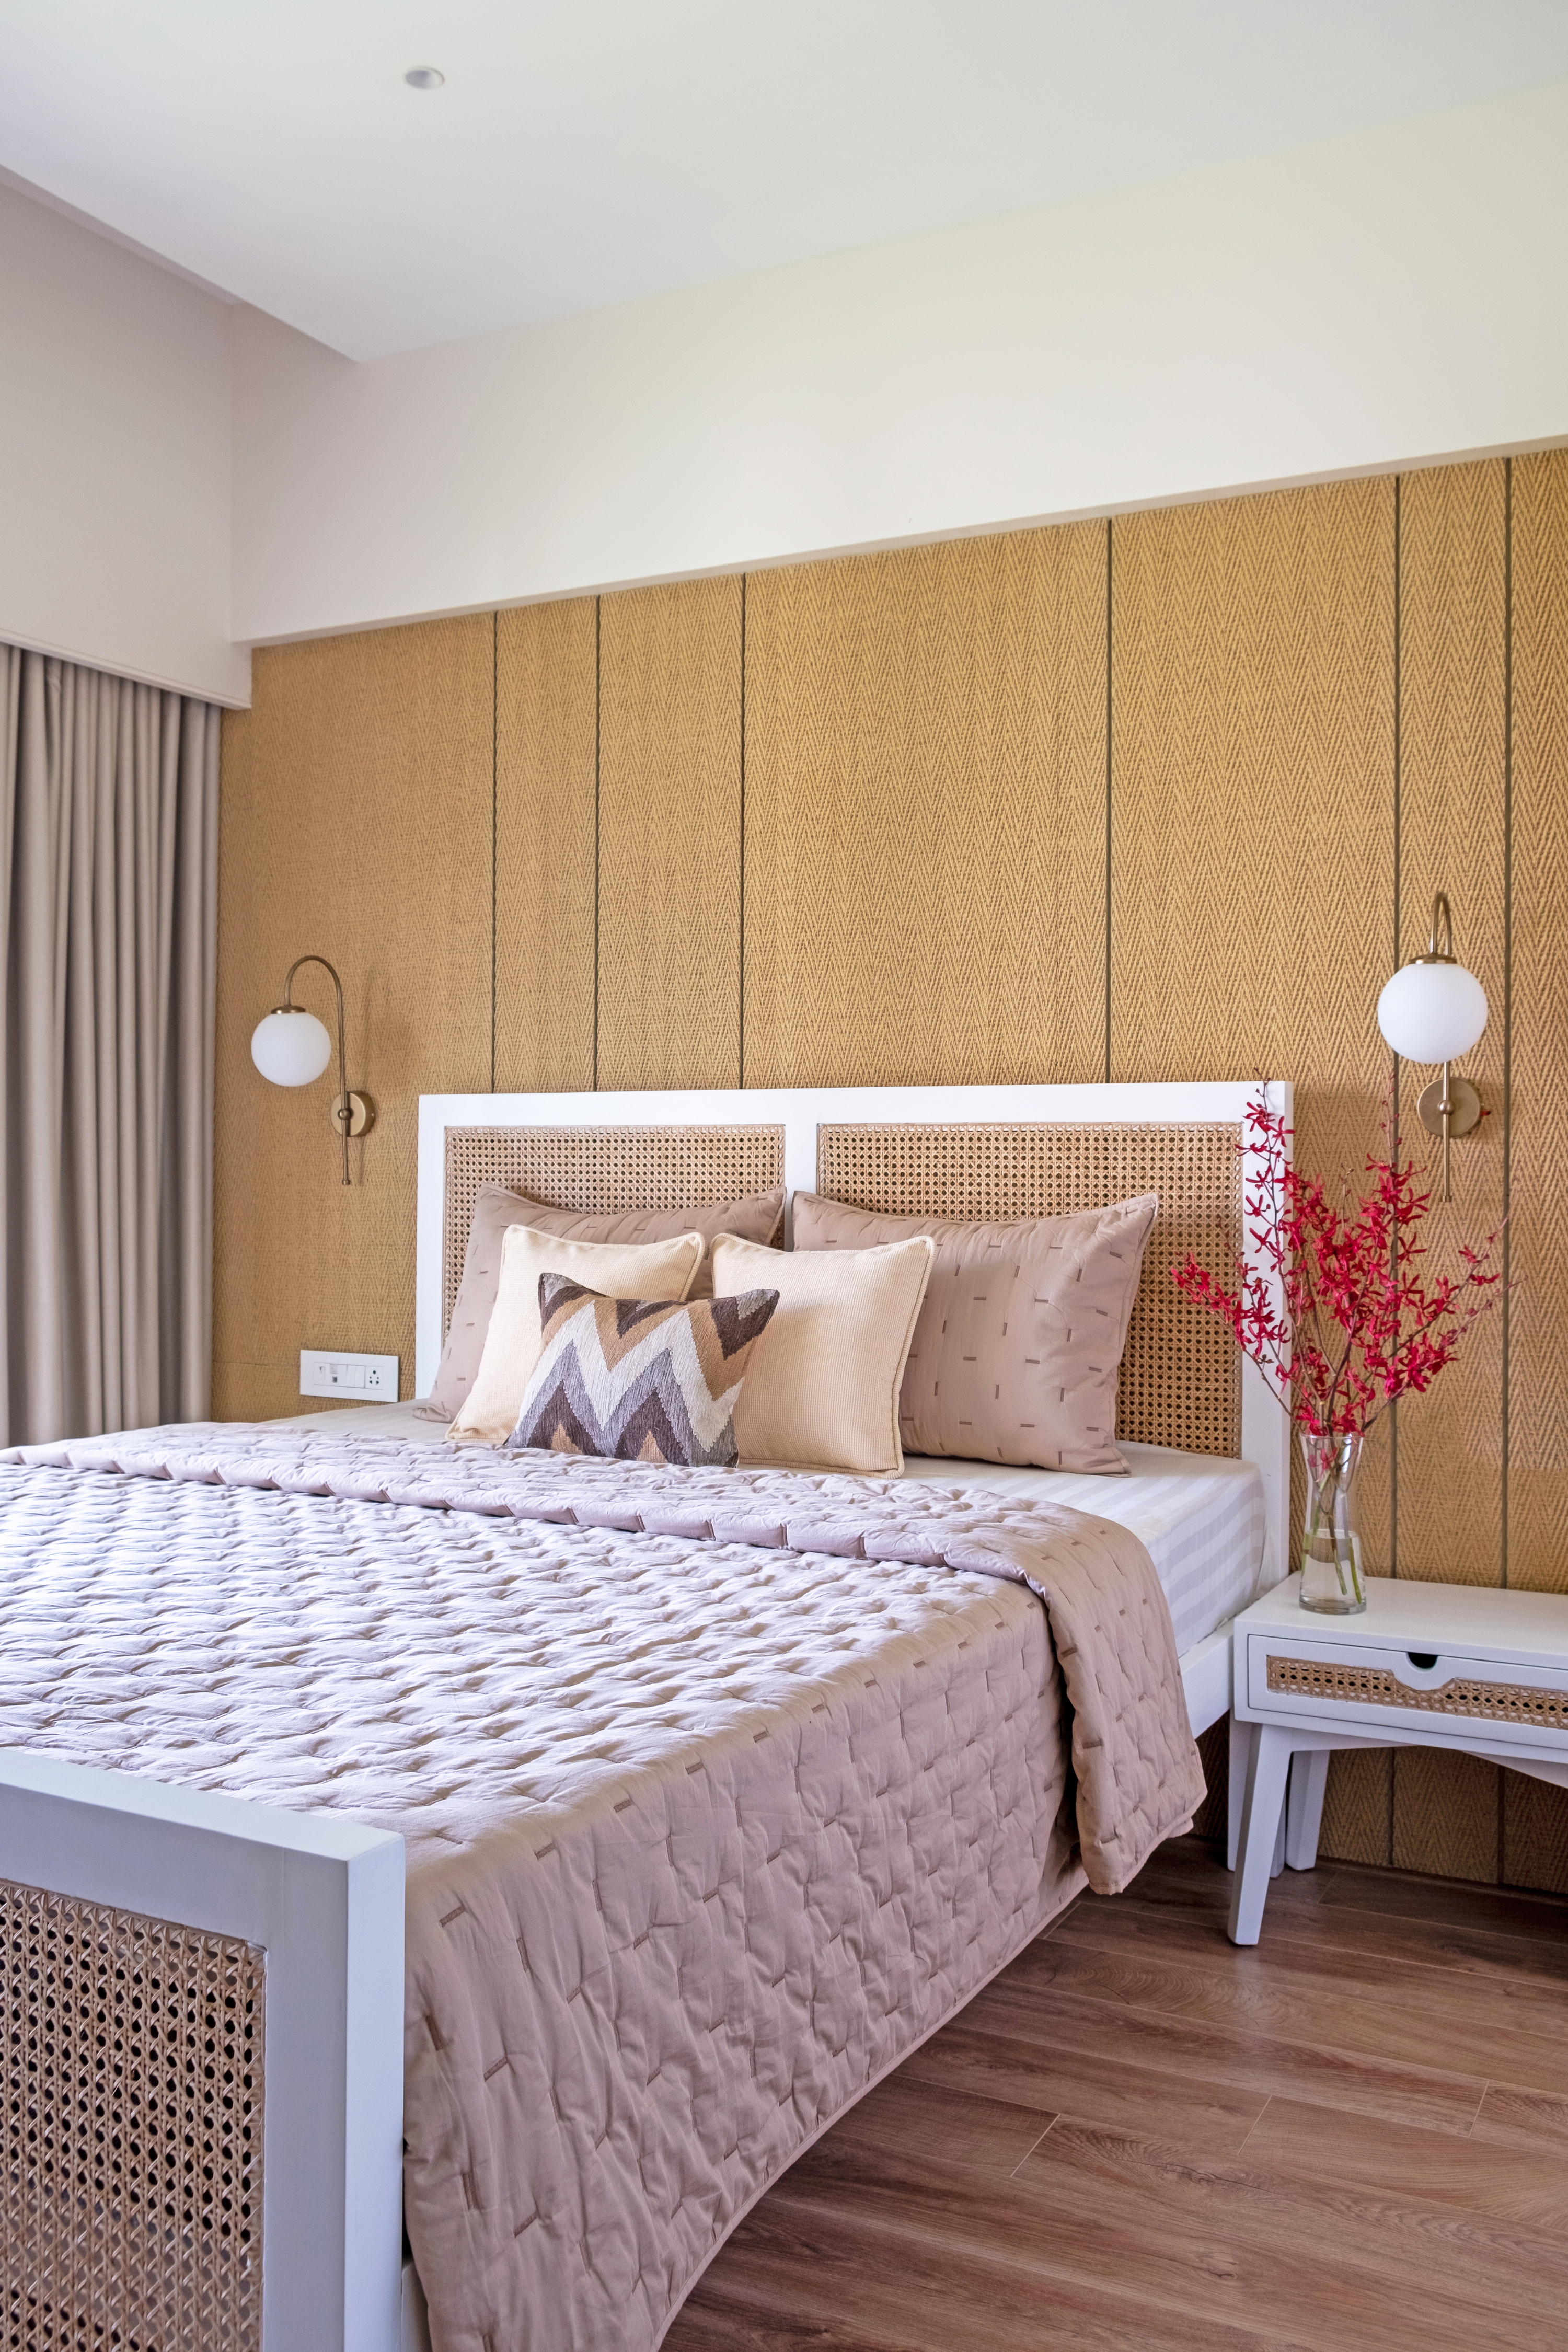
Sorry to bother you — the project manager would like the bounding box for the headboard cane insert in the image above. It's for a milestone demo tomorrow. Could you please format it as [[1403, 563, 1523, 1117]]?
[[815, 1121, 1243, 1459], [443, 1122, 785, 1329], [442, 1114, 1242, 1461]]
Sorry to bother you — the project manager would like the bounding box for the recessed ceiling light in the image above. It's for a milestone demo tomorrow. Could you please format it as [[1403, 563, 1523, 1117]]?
[[404, 67, 444, 90]]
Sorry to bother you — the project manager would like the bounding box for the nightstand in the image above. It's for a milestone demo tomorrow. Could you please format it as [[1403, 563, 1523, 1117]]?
[[1227, 1574, 1568, 1944]]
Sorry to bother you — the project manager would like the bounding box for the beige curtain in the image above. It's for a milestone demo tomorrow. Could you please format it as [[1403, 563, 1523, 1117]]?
[[0, 642, 220, 1444]]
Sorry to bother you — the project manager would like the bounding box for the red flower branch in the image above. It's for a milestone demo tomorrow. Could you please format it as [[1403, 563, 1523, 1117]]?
[[1173, 1098, 1504, 1444]]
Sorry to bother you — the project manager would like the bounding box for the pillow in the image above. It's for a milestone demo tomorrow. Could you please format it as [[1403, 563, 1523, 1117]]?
[[448, 1225, 704, 1444], [417, 1183, 785, 1421], [710, 1231, 935, 1475], [506, 1274, 780, 1467], [791, 1191, 1158, 1474]]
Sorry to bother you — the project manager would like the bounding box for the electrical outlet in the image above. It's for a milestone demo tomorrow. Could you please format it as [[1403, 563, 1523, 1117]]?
[[299, 1350, 400, 1401]]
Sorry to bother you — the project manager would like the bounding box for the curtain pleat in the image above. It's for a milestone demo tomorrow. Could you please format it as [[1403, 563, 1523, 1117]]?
[[0, 642, 219, 1445]]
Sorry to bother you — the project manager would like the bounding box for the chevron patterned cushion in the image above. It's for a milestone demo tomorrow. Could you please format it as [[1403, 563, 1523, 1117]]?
[[505, 1274, 780, 1467]]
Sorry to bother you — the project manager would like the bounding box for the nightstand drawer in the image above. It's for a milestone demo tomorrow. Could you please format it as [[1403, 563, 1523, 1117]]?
[[1245, 1632, 1568, 1750]]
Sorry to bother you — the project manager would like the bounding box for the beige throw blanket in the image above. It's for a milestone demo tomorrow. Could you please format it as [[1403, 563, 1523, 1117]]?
[[2, 1428, 1204, 2350]]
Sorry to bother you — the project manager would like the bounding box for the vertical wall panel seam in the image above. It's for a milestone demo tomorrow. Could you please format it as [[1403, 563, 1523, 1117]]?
[[1502, 457, 1513, 1599], [489, 609, 497, 1093], [1104, 516, 1113, 1085], [738, 574, 747, 1090], [593, 596, 601, 1093]]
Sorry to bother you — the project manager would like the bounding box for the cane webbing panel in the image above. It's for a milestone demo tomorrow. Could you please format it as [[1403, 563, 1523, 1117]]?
[[1, 1878, 264, 2351], [443, 1124, 786, 1333], [815, 1121, 1242, 1458], [1267, 1653, 1568, 1734]]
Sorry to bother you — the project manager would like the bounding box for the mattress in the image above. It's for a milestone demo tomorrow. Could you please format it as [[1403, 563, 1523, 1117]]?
[[284, 1402, 1269, 1657]]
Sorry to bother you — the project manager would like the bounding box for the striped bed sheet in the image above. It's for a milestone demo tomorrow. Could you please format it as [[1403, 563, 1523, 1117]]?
[[282, 1404, 1270, 1658]]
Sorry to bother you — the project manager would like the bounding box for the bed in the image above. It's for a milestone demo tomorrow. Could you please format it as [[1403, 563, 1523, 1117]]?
[[0, 1080, 1290, 2352]]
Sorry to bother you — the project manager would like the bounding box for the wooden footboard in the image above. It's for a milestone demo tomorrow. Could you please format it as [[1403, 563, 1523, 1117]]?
[[0, 1752, 405, 2352]]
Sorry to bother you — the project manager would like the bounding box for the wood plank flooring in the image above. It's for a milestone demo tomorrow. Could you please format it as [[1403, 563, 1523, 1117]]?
[[664, 1836, 1568, 2351]]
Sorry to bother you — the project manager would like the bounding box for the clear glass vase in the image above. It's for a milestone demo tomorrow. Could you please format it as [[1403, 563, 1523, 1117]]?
[[1298, 1430, 1367, 1613]]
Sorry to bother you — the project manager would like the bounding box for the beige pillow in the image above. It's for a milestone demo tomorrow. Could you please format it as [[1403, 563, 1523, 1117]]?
[[449, 1225, 704, 1444], [711, 1231, 935, 1475], [791, 1191, 1157, 1474], [418, 1184, 785, 1421]]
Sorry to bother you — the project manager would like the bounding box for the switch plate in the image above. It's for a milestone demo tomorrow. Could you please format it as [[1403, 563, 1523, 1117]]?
[[299, 1350, 400, 1401]]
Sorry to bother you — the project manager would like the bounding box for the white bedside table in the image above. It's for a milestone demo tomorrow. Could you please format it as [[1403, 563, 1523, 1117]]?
[[1227, 1574, 1568, 1944]]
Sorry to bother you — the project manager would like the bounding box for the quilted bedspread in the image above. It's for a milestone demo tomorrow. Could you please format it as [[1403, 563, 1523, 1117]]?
[[0, 1425, 1203, 2352]]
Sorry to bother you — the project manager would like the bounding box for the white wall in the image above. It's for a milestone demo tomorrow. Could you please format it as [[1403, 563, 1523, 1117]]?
[[0, 180, 248, 706], [232, 78, 1568, 648]]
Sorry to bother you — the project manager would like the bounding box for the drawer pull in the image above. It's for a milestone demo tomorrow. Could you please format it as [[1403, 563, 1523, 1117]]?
[[1265, 1653, 1568, 1731], [1407, 1652, 1438, 1670]]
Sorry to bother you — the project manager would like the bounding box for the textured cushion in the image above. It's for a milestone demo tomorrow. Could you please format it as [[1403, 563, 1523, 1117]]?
[[448, 1226, 703, 1444], [418, 1184, 786, 1420], [711, 1231, 935, 1474], [791, 1191, 1157, 1474], [506, 1275, 780, 1467]]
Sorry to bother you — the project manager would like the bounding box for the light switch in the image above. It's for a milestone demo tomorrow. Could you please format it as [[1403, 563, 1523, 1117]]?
[[299, 1350, 400, 1401]]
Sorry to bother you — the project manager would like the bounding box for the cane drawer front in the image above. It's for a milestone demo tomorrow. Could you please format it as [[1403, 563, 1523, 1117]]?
[[1247, 1634, 1568, 1751]]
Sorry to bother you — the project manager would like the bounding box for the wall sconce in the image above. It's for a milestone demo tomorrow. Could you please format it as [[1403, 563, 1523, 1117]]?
[[250, 955, 375, 1186], [1376, 892, 1487, 1203]]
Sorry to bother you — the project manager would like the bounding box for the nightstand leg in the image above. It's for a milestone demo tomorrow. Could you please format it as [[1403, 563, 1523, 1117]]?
[[1228, 1726, 1292, 1945], [1227, 1714, 1256, 1871], [1285, 1748, 1331, 1871]]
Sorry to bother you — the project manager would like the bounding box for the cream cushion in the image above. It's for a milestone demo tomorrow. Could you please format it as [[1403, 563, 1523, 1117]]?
[[711, 1231, 935, 1474], [448, 1225, 704, 1444]]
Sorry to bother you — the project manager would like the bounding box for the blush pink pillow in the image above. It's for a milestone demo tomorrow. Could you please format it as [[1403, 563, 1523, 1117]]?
[[791, 1191, 1157, 1474]]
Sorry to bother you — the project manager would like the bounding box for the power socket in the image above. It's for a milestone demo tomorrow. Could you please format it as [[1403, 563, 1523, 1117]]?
[[299, 1350, 400, 1401]]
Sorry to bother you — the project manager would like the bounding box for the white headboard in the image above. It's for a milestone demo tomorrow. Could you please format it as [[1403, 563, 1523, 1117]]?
[[416, 1080, 1293, 1580]]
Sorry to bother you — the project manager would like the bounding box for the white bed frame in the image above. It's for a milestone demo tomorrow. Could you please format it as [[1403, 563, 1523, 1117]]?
[[2, 1079, 1289, 2352]]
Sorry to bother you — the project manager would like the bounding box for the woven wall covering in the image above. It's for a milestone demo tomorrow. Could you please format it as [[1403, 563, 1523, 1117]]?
[[215, 616, 493, 1423], [0, 1878, 263, 2351], [443, 1124, 786, 1332], [741, 527, 1108, 1092], [494, 599, 598, 1097], [597, 579, 743, 1093], [815, 1120, 1242, 1458]]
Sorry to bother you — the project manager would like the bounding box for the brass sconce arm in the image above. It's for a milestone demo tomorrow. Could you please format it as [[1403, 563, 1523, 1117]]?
[[253, 954, 375, 1186]]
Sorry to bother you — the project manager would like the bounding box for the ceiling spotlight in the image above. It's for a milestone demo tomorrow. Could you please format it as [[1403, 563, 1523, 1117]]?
[[404, 66, 444, 89]]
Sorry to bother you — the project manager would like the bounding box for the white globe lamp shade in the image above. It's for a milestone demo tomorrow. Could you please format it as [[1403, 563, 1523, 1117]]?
[[251, 1007, 332, 1087], [1376, 960, 1488, 1065]]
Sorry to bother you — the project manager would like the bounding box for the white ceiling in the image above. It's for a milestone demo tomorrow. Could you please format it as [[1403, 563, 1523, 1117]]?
[[3, 1, 1567, 363]]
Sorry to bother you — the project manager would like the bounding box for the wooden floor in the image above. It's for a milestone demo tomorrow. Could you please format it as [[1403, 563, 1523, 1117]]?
[[665, 1836, 1568, 2351]]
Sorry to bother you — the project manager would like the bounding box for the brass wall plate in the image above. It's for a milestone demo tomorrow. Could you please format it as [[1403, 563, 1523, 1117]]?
[[331, 1090, 375, 1138], [1416, 1075, 1481, 1139]]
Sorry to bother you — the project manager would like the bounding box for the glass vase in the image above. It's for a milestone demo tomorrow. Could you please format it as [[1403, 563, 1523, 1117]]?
[[1298, 1430, 1367, 1613]]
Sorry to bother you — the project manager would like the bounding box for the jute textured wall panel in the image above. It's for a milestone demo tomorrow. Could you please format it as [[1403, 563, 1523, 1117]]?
[[1109, 479, 1398, 1865], [495, 599, 597, 1092], [215, 618, 491, 1420], [1389, 464, 1509, 1883], [597, 578, 742, 1091], [742, 526, 1107, 1089], [1502, 448, 1568, 1892], [1393, 463, 1508, 1593], [1508, 448, 1568, 1600]]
